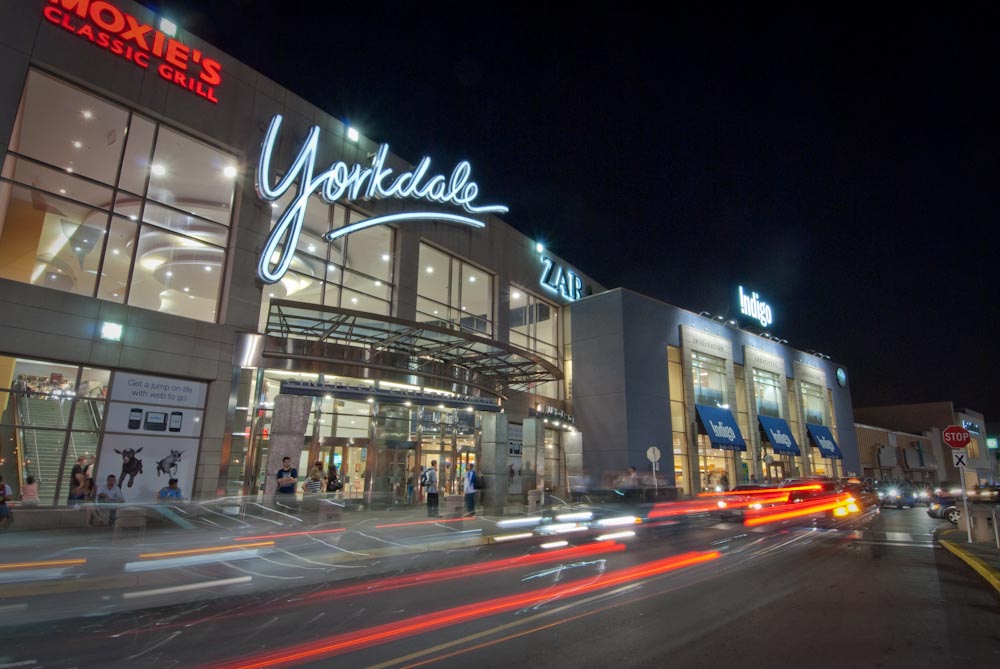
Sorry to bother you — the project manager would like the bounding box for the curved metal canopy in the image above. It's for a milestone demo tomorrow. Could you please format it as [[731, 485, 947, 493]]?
[[263, 299, 562, 399]]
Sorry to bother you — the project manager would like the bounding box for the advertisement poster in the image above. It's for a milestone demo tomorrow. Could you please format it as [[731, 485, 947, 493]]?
[[93, 434, 199, 504], [92, 371, 208, 503]]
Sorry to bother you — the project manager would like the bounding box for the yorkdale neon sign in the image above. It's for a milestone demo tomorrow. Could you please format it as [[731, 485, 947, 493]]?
[[255, 115, 508, 284]]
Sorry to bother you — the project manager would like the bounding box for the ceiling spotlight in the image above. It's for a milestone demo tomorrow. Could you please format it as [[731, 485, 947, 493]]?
[[72, 140, 83, 149], [381, 253, 390, 261], [81, 109, 94, 120], [151, 164, 166, 177], [222, 165, 238, 178]]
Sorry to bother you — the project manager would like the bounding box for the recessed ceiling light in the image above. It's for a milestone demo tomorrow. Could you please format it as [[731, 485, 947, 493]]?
[[81, 110, 93, 120], [268, 293, 275, 298], [222, 165, 238, 178], [112, 249, 119, 255], [512, 291, 521, 299], [65, 166, 74, 174], [151, 164, 166, 177], [307, 244, 315, 252], [204, 266, 212, 271], [381, 253, 390, 261], [426, 266, 434, 273], [165, 270, 173, 277], [59, 189, 67, 194], [72, 140, 83, 149], [374, 280, 381, 286], [182, 287, 190, 292], [469, 276, 476, 282], [351, 297, 358, 304], [129, 215, 138, 221]]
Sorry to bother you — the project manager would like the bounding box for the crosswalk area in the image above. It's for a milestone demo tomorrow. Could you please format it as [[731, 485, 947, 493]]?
[[705, 521, 938, 548]]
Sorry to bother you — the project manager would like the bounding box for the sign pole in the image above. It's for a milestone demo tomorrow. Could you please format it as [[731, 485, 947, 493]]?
[[961, 463, 972, 543]]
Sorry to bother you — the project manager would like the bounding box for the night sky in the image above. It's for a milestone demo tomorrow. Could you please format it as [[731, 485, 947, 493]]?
[[141, 1, 999, 424]]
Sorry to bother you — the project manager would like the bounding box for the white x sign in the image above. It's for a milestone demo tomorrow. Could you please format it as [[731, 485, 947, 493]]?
[[952, 451, 967, 467]]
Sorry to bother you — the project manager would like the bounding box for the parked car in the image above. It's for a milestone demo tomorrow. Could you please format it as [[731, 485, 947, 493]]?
[[927, 492, 960, 524]]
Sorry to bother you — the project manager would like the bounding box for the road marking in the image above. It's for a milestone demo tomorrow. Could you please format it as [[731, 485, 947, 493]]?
[[0, 603, 28, 614], [0, 661, 38, 668], [122, 575, 252, 599], [885, 532, 913, 542]]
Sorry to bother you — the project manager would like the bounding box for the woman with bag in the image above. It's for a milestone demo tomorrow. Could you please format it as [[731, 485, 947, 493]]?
[[326, 464, 343, 494]]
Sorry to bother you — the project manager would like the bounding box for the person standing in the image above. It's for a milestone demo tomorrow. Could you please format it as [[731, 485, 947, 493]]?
[[464, 464, 478, 516], [68, 455, 87, 504], [426, 460, 440, 518], [0, 475, 13, 530], [325, 464, 342, 494], [275, 457, 298, 510]]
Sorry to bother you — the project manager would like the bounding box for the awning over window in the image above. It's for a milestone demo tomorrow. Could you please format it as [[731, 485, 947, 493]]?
[[695, 404, 746, 451], [806, 423, 843, 460], [757, 415, 800, 456]]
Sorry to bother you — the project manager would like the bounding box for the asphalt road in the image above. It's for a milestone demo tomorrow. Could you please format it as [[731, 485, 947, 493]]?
[[1, 505, 998, 669]]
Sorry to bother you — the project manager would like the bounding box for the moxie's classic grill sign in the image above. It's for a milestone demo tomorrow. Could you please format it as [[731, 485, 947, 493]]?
[[43, 0, 222, 103]]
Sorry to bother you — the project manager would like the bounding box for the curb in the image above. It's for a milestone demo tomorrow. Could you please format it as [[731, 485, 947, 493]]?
[[939, 540, 1000, 594]]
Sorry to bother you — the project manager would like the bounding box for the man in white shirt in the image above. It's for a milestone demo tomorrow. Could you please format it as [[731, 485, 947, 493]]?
[[93, 474, 125, 526], [426, 460, 440, 518]]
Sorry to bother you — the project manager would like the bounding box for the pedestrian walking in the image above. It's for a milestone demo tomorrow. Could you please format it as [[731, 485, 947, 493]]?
[[426, 460, 440, 518]]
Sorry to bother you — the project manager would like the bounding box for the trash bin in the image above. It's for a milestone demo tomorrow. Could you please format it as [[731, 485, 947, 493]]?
[[527, 489, 543, 512]]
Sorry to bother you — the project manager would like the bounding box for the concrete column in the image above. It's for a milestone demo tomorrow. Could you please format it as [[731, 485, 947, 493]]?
[[480, 412, 508, 515], [564, 430, 583, 493], [523, 417, 546, 494], [263, 394, 312, 496]]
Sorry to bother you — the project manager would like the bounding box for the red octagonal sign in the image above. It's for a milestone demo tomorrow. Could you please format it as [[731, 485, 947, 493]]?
[[943, 425, 972, 449]]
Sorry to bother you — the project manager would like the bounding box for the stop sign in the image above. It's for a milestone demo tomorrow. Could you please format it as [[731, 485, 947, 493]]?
[[943, 425, 971, 449]]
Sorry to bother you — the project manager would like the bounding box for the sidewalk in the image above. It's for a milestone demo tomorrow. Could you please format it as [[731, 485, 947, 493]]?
[[937, 528, 1000, 594]]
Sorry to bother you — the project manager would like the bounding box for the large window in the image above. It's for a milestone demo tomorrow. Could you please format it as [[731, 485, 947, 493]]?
[[258, 200, 393, 331], [416, 242, 493, 336], [800, 381, 826, 425], [0, 70, 236, 322], [691, 352, 728, 407], [509, 285, 558, 363], [752, 368, 784, 418]]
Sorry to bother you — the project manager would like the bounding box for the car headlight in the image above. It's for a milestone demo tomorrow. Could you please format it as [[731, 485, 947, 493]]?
[[929, 503, 941, 510], [888, 488, 899, 496], [919, 491, 928, 498], [717, 500, 727, 509]]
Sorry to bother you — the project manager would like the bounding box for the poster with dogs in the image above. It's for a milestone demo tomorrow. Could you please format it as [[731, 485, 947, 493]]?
[[93, 434, 199, 504]]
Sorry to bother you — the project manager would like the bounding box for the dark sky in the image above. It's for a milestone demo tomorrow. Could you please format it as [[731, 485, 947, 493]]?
[[141, 1, 999, 422]]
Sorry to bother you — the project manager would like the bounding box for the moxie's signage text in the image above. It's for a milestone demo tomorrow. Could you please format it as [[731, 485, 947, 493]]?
[[43, 0, 222, 103], [256, 115, 507, 284]]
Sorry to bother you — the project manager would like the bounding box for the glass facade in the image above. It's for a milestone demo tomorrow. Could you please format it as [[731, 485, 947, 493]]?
[[753, 368, 784, 418], [0, 356, 110, 505], [510, 284, 559, 397], [0, 70, 236, 322], [258, 197, 393, 331], [416, 242, 493, 336], [691, 352, 728, 407]]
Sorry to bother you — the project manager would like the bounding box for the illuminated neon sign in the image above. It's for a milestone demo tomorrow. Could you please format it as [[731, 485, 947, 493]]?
[[539, 256, 586, 301], [43, 0, 222, 103], [738, 286, 773, 328], [256, 115, 507, 284]]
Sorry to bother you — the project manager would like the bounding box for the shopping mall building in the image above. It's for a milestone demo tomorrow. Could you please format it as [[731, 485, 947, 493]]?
[[0, 0, 860, 511]]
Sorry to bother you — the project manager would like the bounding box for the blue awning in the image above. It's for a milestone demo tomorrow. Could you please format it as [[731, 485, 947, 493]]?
[[806, 423, 843, 460], [695, 404, 746, 451], [757, 415, 801, 456]]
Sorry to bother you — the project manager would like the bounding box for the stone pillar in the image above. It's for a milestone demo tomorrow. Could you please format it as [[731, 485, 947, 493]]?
[[564, 430, 583, 497], [263, 394, 312, 496], [522, 417, 546, 496], [479, 412, 508, 516]]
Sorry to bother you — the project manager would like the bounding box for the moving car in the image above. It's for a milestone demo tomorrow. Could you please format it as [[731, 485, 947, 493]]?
[[715, 483, 773, 521], [926, 491, 960, 524], [876, 482, 917, 509], [968, 483, 1000, 503], [840, 478, 879, 511]]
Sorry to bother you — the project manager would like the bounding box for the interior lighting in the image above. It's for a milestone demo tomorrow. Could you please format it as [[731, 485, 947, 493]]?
[[512, 291, 521, 299], [151, 164, 167, 177], [223, 165, 238, 178], [426, 266, 434, 274], [381, 253, 390, 261], [72, 140, 83, 149], [81, 110, 93, 120]]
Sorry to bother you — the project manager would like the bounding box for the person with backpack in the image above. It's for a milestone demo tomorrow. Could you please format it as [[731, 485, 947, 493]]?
[[464, 463, 479, 516], [425, 461, 440, 518]]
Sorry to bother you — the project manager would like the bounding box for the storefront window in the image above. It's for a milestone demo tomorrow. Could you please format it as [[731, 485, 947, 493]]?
[[691, 352, 728, 407], [752, 368, 784, 418], [0, 70, 235, 323], [416, 242, 493, 336]]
